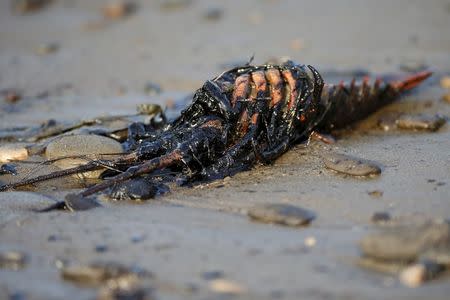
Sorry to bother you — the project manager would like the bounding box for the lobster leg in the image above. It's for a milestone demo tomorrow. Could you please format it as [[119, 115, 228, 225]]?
[[0, 154, 138, 192], [80, 119, 226, 196]]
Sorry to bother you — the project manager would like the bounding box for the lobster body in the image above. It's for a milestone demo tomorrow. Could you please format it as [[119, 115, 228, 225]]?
[[0, 61, 432, 196]]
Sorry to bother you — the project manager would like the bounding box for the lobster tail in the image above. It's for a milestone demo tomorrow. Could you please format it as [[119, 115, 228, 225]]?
[[317, 71, 432, 130]]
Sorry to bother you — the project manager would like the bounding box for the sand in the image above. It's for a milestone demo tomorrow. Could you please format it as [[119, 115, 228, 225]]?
[[1, 0, 450, 299]]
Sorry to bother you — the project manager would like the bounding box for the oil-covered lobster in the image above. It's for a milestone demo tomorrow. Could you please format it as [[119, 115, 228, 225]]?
[[0, 61, 431, 197]]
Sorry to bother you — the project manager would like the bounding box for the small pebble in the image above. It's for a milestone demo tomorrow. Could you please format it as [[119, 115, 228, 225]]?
[[209, 279, 245, 295], [12, 0, 50, 13], [64, 194, 101, 211], [323, 153, 381, 177], [95, 245, 109, 253], [368, 190, 383, 198], [441, 93, 450, 104], [304, 236, 316, 247], [371, 211, 391, 223], [137, 103, 163, 115], [35, 42, 59, 55], [45, 134, 123, 179], [0, 163, 17, 175], [107, 178, 159, 201], [202, 7, 223, 21], [440, 76, 450, 89], [399, 261, 444, 287], [97, 285, 153, 300], [159, 0, 191, 11], [61, 262, 148, 287], [248, 203, 315, 227], [396, 114, 446, 132], [201, 270, 224, 280], [143, 82, 162, 96], [103, 1, 135, 20], [399, 59, 428, 73], [0, 251, 27, 270], [359, 220, 450, 262], [0, 144, 28, 163], [130, 235, 145, 243]]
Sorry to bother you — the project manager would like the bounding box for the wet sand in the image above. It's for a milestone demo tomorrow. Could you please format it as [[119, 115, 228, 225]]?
[[1, 1, 450, 299]]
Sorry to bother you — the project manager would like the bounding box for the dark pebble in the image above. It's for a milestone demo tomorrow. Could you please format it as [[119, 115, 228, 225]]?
[[65, 194, 102, 211], [131, 235, 145, 243], [371, 211, 391, 223], [12, 0, 51, 13], [368, 190, 383, 198], [8, 291, 27, 300], [323, 153, 381, 177], [97, 285, 154, 300], [0, 251, 28, 270], [61, 261, 151, 287], [203, 7, 223, 21], [396, 114, 446, 132], [107, 178, 163, 201], [201, 270, 225, 280], [0, 163, 17, 175], [95, 245, 109, 253], [248, 203, 315, 227]]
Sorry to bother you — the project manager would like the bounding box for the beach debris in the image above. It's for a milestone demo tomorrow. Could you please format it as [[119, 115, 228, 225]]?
[[248, 203, 315, 227], [45, 134, 124, 179], [396, 114, 446, 132], [0, 144, 28, 163], [0, 163, 17, 175], [323, 153, 381, 177], [0, 251, 28, 270], [208, 279, 246, 295]]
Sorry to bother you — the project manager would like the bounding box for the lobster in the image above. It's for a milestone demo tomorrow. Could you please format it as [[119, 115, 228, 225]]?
[[0, 61, 431, 198]]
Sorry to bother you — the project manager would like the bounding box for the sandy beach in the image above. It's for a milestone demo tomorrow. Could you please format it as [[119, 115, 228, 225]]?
[[1, 1, 450, 299]]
